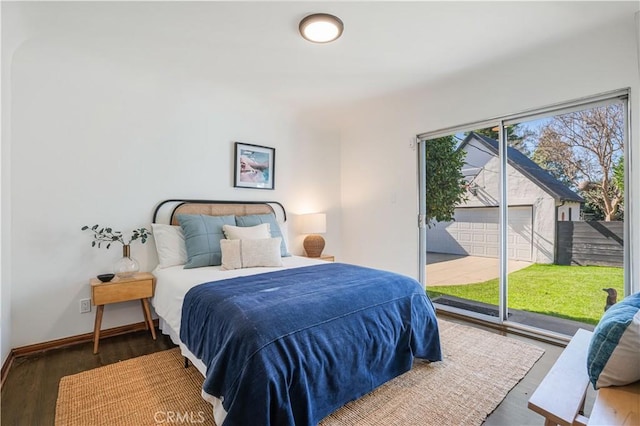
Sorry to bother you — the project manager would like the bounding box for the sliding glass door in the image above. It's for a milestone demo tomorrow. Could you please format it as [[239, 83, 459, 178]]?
[[419, 90, 632, 336]]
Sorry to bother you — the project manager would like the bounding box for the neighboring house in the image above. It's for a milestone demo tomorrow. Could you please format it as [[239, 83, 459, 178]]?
[[427, 132, 585, 264]]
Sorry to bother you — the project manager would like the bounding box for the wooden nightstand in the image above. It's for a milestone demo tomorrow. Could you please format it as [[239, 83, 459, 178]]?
[[90, 272, 156, 354], [305, 255, 335, 262]]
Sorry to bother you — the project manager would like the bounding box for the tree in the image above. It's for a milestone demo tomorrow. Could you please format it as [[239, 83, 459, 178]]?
[[533, 104, 624, 221], [532, 104, 624, 221], [469, 124, 535, 154], [531, 127, 580, 188], [425, 136, 468, 226], [613, 157, 624, 194], [612, 157, 624, 219]]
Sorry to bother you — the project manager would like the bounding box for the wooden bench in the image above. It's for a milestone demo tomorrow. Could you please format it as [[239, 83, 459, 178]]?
[[528, 328, 640, 426]]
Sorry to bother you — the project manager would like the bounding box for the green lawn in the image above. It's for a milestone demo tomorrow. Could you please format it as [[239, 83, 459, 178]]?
[[427, 264, 623, 325]]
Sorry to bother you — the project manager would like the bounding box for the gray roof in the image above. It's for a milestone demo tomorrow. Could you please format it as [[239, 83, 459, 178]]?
[[459, 132, 585, 203]]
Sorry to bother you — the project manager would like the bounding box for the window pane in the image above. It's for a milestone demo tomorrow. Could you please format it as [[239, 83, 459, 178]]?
[[506, 103, 625, 334], [426, 129, 501, 319]]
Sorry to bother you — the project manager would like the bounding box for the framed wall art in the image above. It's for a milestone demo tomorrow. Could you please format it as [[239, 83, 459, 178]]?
[[233, 142, 275, 190]]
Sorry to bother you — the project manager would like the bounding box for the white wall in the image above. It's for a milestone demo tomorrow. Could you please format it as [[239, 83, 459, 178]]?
[[0, 2, 32, 366], [1, 3, 9, 367], [5, 36, 341, 348], [338, 14, 640, 286]]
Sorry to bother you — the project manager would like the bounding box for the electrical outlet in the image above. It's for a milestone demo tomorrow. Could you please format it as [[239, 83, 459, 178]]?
[[80, 298, 91, 314]]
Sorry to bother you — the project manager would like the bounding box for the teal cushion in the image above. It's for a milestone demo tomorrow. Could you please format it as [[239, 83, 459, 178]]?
[[587, 292, 640, 389], [235, 214, 290, 257], [177, 214, 236, 268]]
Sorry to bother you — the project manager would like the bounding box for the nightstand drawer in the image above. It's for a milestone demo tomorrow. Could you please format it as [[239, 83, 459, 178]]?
[[92, 278, 154, 305]]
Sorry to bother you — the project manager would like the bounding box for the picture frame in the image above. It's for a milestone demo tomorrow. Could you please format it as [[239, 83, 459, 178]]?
[[233, 142, 275, 190]]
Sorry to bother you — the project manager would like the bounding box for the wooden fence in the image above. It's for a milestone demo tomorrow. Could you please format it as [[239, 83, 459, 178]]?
[[556, 221, 623, 267]]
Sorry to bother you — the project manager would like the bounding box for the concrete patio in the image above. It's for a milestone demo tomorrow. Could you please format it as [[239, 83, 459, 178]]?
[[426, 252, 532, 286]]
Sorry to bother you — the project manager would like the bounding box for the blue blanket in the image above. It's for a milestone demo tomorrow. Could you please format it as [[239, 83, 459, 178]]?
[[180, 263, 441, 426]]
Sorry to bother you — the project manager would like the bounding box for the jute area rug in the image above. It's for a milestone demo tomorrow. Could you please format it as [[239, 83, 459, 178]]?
[[55, 319, 544, 425]]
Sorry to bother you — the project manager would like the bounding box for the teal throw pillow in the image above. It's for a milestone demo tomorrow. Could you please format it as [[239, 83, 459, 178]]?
[[177, 214, 236, 268], [235, 214, 290, 257], [587, 291, 640, 389]]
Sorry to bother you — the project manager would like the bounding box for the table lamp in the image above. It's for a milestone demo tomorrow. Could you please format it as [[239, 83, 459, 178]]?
[[302, 213, 326, 257]]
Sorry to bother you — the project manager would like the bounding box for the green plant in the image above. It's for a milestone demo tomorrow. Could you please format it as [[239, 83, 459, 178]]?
[[81, 225, 150, 249], [425, 135, 468, 225]]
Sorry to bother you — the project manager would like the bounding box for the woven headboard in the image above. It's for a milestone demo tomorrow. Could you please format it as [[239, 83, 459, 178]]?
[[152, 199, 286, 225]]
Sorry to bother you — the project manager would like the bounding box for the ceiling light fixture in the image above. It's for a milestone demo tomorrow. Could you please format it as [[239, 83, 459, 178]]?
[[299, 13, 344, 43]]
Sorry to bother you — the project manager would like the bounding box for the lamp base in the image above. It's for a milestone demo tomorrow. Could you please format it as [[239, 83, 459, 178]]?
[[303, 234, 325, 258]]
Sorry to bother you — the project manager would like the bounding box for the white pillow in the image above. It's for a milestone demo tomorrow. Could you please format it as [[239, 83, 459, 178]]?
[[587, 292, 640, 388], [220, 238, 283, 270], [151, 223, 188, 268], [222, 223, 270, 240]]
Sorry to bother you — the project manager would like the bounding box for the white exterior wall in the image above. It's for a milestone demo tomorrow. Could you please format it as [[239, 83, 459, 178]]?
[[557, 202, 582, 222], [484, 155, 556, 264], [430, 139, 558, 263]]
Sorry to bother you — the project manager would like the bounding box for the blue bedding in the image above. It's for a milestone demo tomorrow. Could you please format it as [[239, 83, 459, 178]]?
[[180, 263, 441, 426]]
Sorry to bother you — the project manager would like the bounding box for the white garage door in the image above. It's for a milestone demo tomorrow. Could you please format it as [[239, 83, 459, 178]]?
[[426, 206, 532, 261]]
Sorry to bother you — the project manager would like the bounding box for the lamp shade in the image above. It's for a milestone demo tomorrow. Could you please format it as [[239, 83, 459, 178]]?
[[301, 213, 326, 234]]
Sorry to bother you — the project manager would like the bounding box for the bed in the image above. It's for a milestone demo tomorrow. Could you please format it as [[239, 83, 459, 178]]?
[[150, 200, 442, 426]]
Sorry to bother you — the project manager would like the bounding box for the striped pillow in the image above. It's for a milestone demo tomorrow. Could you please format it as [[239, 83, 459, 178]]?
[[220, 238, 283, 270], [587, 292, 640, 389]]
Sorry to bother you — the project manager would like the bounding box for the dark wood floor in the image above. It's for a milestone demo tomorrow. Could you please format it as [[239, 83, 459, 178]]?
[[1, 330, 176, 426], [1, 319, 595, 425]]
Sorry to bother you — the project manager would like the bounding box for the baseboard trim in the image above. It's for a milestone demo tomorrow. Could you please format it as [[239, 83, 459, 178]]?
[[1, 319, 160, 390], [10, 319, 160, 359]]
